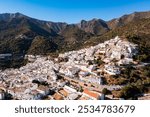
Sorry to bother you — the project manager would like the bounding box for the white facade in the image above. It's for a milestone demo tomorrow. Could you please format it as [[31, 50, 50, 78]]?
[[104, 65, 120, 75], [0, 92, 5, 100]]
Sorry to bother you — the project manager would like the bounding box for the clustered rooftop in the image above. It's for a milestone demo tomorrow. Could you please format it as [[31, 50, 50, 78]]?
[[0, 36, 138, 100]]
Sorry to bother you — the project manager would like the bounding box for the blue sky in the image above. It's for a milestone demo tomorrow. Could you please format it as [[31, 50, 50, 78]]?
[[0, 0, 150, 23]]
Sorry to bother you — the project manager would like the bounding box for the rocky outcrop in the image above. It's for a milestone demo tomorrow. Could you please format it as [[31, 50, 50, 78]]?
[[107, 11, 150, 29], [77, 19, 109, 35]]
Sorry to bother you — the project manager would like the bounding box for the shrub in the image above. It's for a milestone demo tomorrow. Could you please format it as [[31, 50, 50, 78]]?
[[102, 88, 111, 95], [119, 85, 140, 99]]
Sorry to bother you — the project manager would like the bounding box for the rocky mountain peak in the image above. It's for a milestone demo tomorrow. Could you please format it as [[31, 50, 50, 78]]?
[[0, 12, 27, 21], [77, 18, 109, 35], [107, 11, 150, 29]]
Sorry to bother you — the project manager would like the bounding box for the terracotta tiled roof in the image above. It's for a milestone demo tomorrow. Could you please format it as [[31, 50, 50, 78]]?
[[79, 96, 90, 100], [83, 89, 100, 99], [37, 85, 49, 91], [53, 93, 64, 100], [59, 90, 68, 97]]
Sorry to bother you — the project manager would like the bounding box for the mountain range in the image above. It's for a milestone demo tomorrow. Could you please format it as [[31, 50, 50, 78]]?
[[0, 11, 150, 55]]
